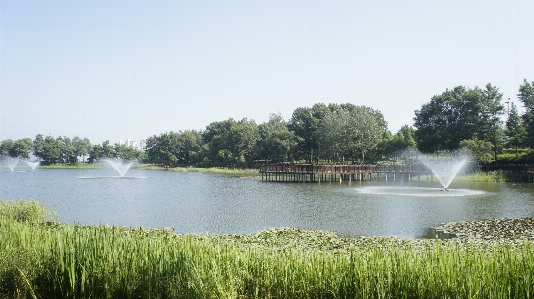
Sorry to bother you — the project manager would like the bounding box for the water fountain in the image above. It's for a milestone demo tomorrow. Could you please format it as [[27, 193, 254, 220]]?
[[354, 148, 483, 197], [416, 150, 471, 191], [24, 160, 40, 170], [104, 159, 134, 178], [0, 156, 19, 172], [77, 159, 146, 179]]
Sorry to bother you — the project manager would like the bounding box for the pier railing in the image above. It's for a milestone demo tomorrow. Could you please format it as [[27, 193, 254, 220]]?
[[259, 164, 430, 174], [259, 164, 435, 183], [260, 163, 534, 183]]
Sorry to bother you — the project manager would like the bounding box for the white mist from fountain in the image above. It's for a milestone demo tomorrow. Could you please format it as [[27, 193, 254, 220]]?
[[104, 159, 134, 178], [416, 151, 470, 190], [354, 148, 483, 197], [0, 156, 19, 172], [24, 161, 40, 170]]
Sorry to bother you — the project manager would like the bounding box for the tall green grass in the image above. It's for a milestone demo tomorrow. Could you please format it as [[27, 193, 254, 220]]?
[[137, 164, 260, 177], [1, 200, 533, 298], [39, 163, 102, 169], [168, 166, 260, 177], [455, 171, 509, 183]]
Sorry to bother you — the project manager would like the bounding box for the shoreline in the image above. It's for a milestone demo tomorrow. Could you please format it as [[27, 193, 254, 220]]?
[[191, 218, 534, 251], [433, 217, 534, 241], [6, 163, 528, 183]]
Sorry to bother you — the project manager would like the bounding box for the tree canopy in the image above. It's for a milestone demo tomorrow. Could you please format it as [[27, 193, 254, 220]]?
[[6, 80, 534, 168], [413, 84, 504, 153]]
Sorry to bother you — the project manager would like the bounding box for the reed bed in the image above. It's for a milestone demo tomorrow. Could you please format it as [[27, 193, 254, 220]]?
[[1, 200, 533, 299]]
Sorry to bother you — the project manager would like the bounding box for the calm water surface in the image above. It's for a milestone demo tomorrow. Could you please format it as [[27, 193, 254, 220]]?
[[1, 167, 534, 238]]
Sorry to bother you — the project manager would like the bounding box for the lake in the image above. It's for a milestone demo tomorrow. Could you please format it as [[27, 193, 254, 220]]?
[[1, 167, 534, 238]]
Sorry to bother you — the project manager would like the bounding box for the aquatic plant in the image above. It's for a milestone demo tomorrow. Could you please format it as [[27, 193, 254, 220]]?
[[1, 201, 533, 298]]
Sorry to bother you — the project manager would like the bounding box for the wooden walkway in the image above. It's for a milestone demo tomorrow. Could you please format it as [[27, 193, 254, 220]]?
[[259, 164, 434, 183]]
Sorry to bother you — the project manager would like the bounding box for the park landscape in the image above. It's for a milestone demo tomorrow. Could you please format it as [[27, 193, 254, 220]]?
[[3, 0, 534, 296], [2, 81, 534, 298]]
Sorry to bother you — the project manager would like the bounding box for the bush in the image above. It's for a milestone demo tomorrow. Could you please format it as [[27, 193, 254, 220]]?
[[0, 200, 56, 223]]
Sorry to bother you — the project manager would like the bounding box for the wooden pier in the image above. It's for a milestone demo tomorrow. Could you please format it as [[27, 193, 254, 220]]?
[[260, 164, 434, 183]]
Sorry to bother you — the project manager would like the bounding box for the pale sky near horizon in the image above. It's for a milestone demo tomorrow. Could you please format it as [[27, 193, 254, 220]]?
[[1, 0, 533, 145]]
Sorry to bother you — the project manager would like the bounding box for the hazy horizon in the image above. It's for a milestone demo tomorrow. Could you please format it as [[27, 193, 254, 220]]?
[[2, 1, 533, 144]]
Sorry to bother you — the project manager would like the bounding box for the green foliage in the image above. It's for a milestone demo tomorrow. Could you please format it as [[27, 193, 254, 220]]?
[[73, 136, 92, 163], [517, 79, 534, 148], [315, 104, 387, 163], [34, 135, 62, 164], [258, 113, 300, 163], [459, 138, 493, 164], [372, 125, 417, 162], [414, 84, 505, 152], [202, 118, 259, 168], [505, 103, 526, 155], [497, 148, 534, 164], [0, 138, 33, 158], [87, 140, 143, 163], [144, 130, 202, 166], [0, 139, 15, 156], [1, 201, 534, 299], [0, 200, 56, 223], [288, 103, 328, 162]]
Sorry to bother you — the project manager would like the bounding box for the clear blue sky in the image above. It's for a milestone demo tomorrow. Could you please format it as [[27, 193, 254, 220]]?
[[1, 0, 533, 144]]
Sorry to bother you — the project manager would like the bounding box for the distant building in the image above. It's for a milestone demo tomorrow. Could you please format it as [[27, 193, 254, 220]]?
[[119, 140, 124, 145], [139, 139, 146, 151]]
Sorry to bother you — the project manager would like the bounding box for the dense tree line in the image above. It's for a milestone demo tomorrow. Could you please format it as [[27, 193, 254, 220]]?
[[0, 135, 145, 165], [1, 103, 397, 167], [413, 80, 534, 163], [4, 80, 534, 167], [143, 104, 393, 167], [413, 83, 504, 153]]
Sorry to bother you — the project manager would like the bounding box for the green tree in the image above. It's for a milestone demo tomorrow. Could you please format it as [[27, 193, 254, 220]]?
[[376, 125, 417, 162], [176, 130, 203, 165], [144, 132, 180, 165], [459, 138, 493, 164], [202, 118, 259, 168], [73, 136, 92, 163], [315, 104, 387, 163], [517, 79, 534, 147], [288, 104, 328, 163], [114, 143, 143, 161], [0, 139, 15, 156], [88, 140, 115, 162], [144, 130, 202, 166], [414, 84, 504, 153], [10, 138, 33, 159], [258, 113, 300, 163], [58, 136, 77, 164], [36, 135, 62, 164], [505, 103, 526, 156], [33, 134, 45, 159]]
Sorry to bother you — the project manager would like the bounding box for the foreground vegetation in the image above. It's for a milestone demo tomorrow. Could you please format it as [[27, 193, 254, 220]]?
[[1, 200, 534, 299]]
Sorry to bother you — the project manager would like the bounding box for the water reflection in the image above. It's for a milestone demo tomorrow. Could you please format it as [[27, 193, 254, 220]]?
[[1, 169, 534, 238]]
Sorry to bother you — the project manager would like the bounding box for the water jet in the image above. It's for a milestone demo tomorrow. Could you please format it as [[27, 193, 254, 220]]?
[[0, 156, 19, 172], [415, 149, 470, 190], [355, 148, 476, 197], [24, 160, 40, 170], [104, 159, 134, 178]]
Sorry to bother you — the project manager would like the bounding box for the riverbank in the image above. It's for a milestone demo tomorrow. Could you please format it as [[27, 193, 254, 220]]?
[[38, 163, 102, 169], [137, 164, 261, 177], [1, 200, 533, 298], [8, 162, 533, 183], [433, 217, 534, 241]]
